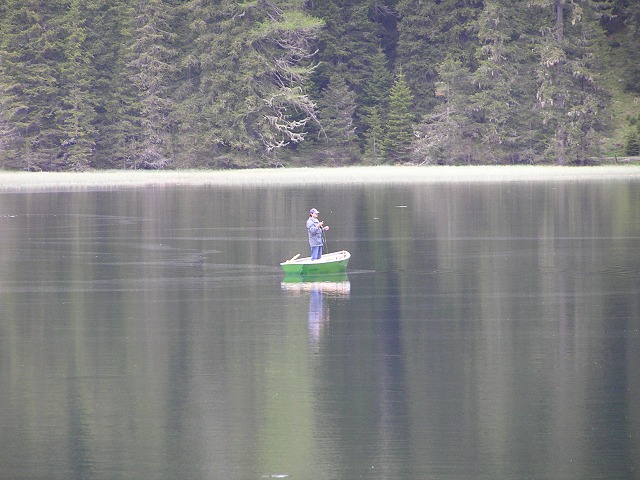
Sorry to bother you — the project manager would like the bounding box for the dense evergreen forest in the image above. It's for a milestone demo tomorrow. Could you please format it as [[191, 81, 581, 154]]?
[[1, 0, 639, 171]]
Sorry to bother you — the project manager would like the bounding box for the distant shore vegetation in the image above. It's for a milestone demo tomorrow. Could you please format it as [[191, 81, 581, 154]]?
[[3, 165, 640, 191], [1, 1, 640, 171]]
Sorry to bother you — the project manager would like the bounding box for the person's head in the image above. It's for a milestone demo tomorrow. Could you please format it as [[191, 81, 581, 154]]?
[[309, 208, 319, 217]]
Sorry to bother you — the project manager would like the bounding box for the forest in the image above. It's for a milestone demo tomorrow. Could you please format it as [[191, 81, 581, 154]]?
[[1, 0, 639, 171]]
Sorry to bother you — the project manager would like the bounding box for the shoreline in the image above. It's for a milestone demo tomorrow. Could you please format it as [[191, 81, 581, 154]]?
[[2, 165, 640, 190]]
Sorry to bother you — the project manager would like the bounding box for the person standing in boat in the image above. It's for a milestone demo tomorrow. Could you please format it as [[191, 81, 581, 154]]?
[[307, 208, 329, 260]]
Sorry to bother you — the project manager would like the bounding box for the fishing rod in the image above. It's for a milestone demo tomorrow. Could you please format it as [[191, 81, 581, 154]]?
[[322, 224, 329, 253], [321, 210, 333, 253]]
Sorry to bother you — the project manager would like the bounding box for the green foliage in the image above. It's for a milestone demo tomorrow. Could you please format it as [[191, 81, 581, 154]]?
[[414, 59, 476, 164], [620, 1, 640, 92], [358, 47, 393, 151], [396, 0, 482, 111], [0, 0, 65, 169], [58, 0, 98, 170], [0, 0, 637, 169], [174, 0, 322, 165], [532, 0, 611, 164], [385, 73, 415, 162], [625, 111, 640, 155], [626, 132, 640, 155], [317, 75, 357, 147], [127, 0, 178, 168], [469, 0, 541, 163], [307, 0, 394, 155], [362, 105, 386, 162], [253, 10, 324, 37]]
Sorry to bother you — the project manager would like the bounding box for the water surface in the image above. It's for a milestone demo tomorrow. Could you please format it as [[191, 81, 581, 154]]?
[[1, 173, 639, 479]]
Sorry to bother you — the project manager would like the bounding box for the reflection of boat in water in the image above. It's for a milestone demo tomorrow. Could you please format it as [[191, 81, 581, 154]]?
[[280, 250, 350, 276], [280, 273, 350, 298]]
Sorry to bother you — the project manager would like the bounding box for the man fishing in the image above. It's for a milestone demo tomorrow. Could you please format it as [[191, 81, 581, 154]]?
[[306, 208, 329, 260]]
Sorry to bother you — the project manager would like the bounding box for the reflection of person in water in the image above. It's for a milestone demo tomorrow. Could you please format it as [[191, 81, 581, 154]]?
[[308, 287, 326, 346]]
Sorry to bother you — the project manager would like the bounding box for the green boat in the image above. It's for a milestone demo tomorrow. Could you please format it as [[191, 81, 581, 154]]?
[[280, 250, 350, 276]]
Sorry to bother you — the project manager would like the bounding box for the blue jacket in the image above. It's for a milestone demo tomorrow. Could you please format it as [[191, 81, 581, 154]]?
[[306, 217, 324, 247]]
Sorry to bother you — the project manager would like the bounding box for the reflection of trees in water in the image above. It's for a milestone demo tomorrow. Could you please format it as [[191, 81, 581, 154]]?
[[281, 271, 413, 477], [374, 271, 411, 477]]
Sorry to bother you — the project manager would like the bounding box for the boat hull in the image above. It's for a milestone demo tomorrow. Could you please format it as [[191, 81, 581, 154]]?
[[280, 250, 350, 276]]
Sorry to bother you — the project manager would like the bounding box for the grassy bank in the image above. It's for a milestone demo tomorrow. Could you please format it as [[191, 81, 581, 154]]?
[[2, 165, 640, 191]]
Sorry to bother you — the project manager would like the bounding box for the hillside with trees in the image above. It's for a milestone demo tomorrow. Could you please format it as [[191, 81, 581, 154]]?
[[1, 0, 639, 171]]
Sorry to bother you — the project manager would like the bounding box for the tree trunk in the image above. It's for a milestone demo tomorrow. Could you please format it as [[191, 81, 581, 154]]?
[[555, 0, 564, 43]]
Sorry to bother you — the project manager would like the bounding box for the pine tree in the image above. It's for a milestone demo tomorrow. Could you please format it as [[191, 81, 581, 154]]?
[[308, 0, 391, 93], [0, 0, 65, 169], [620, 0, 640, 92], [414, 59, 475, 164], [0, 2, 14, 165], [251, 2, 324, 153], [363, 105, 386, 161], [58, 0, 98, 170], [396, 0, 482, 111], [1, 0, 107, 170], [128, 0, 177, 168], [385, 72, 415, 162], [316, 74, 358, 162], [358, 46, 393, 156], [84, 0, 139, 169], [532, 0, 611, 164], [177, 0, 323, 164], [308, 1, 395, 154], [470, 1, 540, 163], [626, 132, 640, 155]]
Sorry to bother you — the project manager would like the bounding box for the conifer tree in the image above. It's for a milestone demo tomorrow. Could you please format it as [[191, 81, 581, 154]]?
[[0, 3, 14, 164], [359, 46, 393, 157], [0, 0, 65, 169], [84, 0, 139, 169], [625, 112, 640, 155], [385, 72, 415, 162], [308, 1, 395, 155], [363, 105, 386, 162], [532, 0, 611, 164], [360, 47, 394, 109], [1, 0, 104, 170], [251, 2, 324, 153], [626, 132, 640, 155], [414, 59, 475, 164], [308, 0, 391, 93], [396, 0, 482, 111], [470, 0, 539, 162], [316, 74, 358, 161], [622, 1, 640, 92], [0, 100, 11, 163], [58, 0, 98, 170], [128, 0, 177, 168], [178, 0, 322, 164]]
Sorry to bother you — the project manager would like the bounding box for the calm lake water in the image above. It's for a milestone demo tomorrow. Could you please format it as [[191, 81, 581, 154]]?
[[1, 171, 639, 480]]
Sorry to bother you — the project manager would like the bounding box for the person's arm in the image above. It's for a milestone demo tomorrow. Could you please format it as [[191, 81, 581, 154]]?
[[309, 220, 320, 232]]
